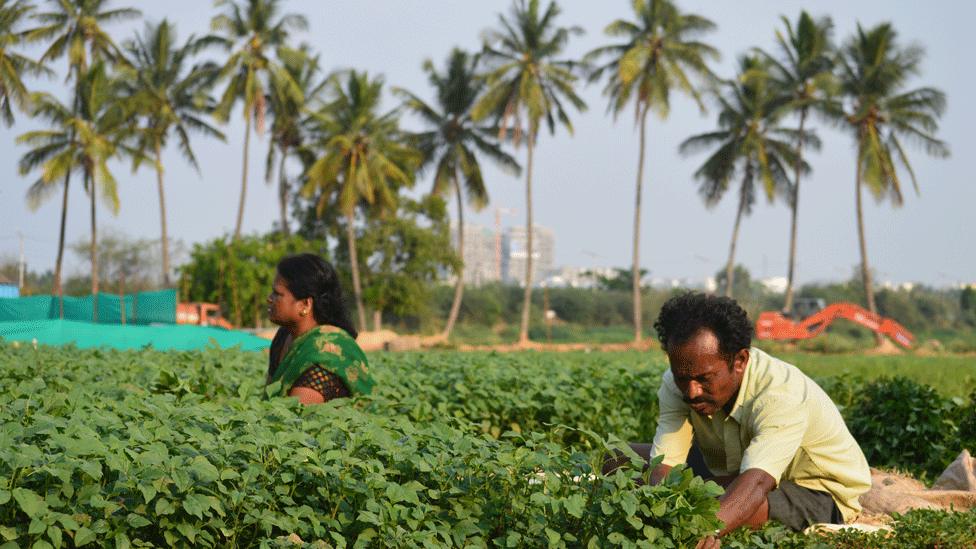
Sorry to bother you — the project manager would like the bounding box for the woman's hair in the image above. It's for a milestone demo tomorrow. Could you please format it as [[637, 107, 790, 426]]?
[[654, 291, 752, 360], [276, 253, 358, 339]]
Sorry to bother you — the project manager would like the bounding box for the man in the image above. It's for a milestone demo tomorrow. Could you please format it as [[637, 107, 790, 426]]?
[[618, 292, 871, 547]]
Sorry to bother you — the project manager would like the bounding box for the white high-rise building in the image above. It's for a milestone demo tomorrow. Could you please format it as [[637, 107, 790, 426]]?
[[449, 223, 499, 286], [502, 225, 555, 287]]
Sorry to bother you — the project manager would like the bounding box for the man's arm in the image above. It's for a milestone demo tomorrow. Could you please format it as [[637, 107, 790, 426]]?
[[716, 468, 776, 533], [648, 463, 672, 485], [694, 468, 776, 549]]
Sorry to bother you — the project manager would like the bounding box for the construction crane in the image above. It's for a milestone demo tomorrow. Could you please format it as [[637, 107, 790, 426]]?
[[756, 299, 915, 349]]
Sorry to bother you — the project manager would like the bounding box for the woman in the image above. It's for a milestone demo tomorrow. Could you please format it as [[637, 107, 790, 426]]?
[[266, 253, 373, 404]]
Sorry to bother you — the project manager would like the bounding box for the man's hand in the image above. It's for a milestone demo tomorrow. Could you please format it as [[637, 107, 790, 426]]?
[[696, 535, 720, 549]]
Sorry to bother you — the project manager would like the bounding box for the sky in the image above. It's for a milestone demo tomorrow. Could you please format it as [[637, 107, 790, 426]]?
[[0, 0, 973, 288]]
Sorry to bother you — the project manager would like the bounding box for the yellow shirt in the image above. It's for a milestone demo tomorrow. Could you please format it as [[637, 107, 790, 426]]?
[[649, 347, 871, 523]]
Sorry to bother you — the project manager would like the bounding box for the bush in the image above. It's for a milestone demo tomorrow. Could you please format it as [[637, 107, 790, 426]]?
[[847, 376, 961, 480], [957, 390, 976, 453]]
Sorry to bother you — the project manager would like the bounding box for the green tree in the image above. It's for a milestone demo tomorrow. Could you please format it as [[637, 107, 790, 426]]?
[[300, 71, 420, 332], [473, 0, 586, 344], [25, 0, 140, 297], [28, 0, 139, 77], [680, 56, 810, 298], [341, 195, 460, 330], [265, 44, 326, 237], [395, 48, 520, 341], [592, 267, 648, 293], [68, 228, 161, 295], [122, 19, 224, 287], [757, 11, 836, 313], [0, 0, 51, 125], [19, 63, 137, 318], [180, 232, 328, 328], [585, 0, 717, 342], [210, 0, 307, 240], [835, 22, 949, 327]]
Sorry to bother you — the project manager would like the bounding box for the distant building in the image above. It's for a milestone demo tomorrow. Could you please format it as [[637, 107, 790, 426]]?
[[542, 266, 617, 289], [880, 280, 916, 292], [502, 225, 555, 287], [449, 223, 498, 286], [760, 276, 788, 294]]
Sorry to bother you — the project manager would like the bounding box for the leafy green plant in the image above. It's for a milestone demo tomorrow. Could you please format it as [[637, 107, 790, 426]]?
[[2, 342, 975, 547], [847, 376, 961, 480]]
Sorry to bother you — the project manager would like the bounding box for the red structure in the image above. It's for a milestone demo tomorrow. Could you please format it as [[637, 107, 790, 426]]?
[[756, 302, 915, 349], [176, 302, 234, 330]]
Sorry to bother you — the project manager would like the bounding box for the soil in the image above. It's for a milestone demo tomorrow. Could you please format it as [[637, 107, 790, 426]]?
[[863, 338, 904, 356]]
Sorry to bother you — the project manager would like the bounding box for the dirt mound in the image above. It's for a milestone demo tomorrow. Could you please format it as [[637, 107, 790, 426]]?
[[457, 338, 660, 353], [864, 338, 904, 356], [860, 451, 976, 516]]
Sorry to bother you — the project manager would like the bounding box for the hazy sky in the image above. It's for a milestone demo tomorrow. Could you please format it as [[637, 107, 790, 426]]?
[[1, 1, 972, 287]]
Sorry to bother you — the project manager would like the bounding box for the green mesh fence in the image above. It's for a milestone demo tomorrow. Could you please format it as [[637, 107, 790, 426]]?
[[0, 290, 177, 324], [0, 319, 269, 351]]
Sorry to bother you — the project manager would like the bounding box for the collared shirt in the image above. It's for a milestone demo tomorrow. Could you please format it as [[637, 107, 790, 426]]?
[[649, 347, 872, 523]]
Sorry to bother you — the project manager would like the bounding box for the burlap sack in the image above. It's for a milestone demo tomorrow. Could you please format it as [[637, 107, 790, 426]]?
[[932, 450, 976, 491]]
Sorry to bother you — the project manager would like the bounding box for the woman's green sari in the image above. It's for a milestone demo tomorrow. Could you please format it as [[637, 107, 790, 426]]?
[[266, 325, 373, 398]]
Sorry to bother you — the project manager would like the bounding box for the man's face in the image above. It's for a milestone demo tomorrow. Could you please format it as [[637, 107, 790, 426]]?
[[667, 328, 748, 416]]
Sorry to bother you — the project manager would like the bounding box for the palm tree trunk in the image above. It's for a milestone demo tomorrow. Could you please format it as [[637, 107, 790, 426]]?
[[233, 112, 252, 240], [442, 175, 465, 340], [345, 211, 367, 332], [155, 139, 171, 287], [518, 137, 535, 344], [631, 103, 650, 342], [278, 145, 290, 236], [855, 151, 881, 345], [724, 170, 749, 298], [89, 170, 99, 321], [783, 108, 807, 313], [53, 171, 71, 312]]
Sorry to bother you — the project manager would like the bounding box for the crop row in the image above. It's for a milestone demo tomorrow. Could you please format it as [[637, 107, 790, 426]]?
[[1, 343, 974, 547]]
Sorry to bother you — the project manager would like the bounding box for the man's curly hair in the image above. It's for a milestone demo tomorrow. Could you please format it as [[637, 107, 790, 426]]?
[[654, 292, 753, 359]]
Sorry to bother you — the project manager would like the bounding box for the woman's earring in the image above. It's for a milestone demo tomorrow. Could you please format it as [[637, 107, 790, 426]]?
[[300, 309, 308, 317]]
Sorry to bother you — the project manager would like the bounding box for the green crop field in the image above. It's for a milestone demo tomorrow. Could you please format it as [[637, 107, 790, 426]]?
[[1, 342, 974, 547]]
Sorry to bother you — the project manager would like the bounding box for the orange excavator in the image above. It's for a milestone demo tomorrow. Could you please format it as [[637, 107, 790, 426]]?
[[176, 302, 234, 330], [756, 298, 915, 349]]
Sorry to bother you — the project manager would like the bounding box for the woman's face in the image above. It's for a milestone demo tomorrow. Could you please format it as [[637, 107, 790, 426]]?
[[267, 274, 308, 327]]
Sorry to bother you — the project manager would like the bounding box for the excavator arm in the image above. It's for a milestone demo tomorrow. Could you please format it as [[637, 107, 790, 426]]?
[[756, 302, 914, 348]]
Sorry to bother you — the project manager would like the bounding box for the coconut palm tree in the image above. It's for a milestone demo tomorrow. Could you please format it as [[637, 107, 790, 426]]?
[[395, 48, 521, 341], [757, 11, 836, 313], [265, 44, 326, 237], [25, 0, 139, 298], [0, 0, 51, 125], [19, 63, 138, 319], [28, 0, 139, 77], [210, 0, 307, 240], [584, 0, 717, 342], [121, 20, 224, 287], [472, 0, 586, 345], [835, 22, 948, 322], [680, 56, 813, 298], [300, 71, 420, 332]]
